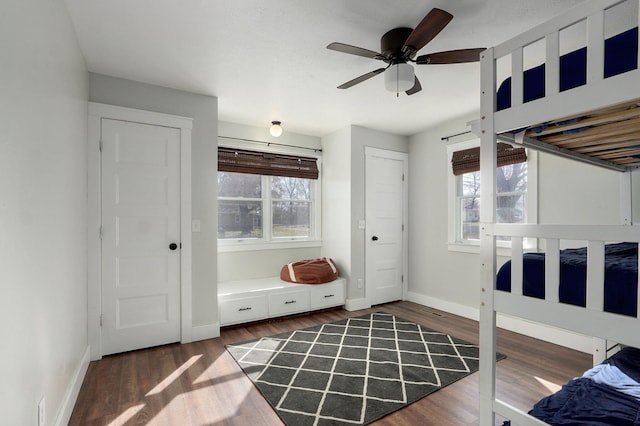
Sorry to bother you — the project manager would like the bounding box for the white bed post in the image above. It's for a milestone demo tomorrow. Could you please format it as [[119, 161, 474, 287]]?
[[591, 165, 636, 364], [479, 47, 498, 426]]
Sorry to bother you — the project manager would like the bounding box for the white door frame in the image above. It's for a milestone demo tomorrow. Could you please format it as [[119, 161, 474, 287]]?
[[87, 102, 193, 361], [364, 147, 409, 305]]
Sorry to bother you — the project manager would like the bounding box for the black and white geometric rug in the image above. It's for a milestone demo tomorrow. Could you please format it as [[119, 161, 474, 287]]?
[[226, 312, 494, 425]]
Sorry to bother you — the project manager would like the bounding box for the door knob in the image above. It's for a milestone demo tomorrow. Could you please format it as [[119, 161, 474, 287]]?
[[169, 242, 178, 251], [372, 236, 379, 241]]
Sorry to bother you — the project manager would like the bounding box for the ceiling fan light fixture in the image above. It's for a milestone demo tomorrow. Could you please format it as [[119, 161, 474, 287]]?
[[269, 121, 283, 137], [384, 63, 414, 93]]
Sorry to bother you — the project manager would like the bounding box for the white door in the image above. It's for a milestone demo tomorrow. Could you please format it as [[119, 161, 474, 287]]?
[[365, 148, 407, 305], [101, 118, 181, 355]]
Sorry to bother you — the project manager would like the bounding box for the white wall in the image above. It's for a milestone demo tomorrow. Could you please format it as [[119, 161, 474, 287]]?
[[408, 114, 482, 308], [1, 0, 89, 423], [321, 127, 353, 292], [217, 121, 323, 282], [538, 152, 623, 225], [89, 73, 218, 328]]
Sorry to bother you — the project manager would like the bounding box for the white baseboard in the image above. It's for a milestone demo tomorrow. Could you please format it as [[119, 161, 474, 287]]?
[[55, 346, 90, 426], [406, 291, 592, 354], [191, 322, 220, 342], [344, 298, 370, 312], [407, 291, 479, 321]]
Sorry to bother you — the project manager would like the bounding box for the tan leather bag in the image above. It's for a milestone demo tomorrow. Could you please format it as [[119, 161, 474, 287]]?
[[280, 258, 339, 284]]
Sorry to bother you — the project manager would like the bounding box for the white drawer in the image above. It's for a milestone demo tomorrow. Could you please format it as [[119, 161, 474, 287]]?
[[220, 295, 268, 325], [268, 290, 310, 316], [310, 282, 345, 309]]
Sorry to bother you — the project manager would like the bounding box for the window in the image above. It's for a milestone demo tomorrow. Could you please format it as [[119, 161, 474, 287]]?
[[217, 145, 321, 250], [447, 139, 537, 252], [218, 172, 263, 239]]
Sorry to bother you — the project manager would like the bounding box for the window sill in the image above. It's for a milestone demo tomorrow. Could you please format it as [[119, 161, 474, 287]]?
[[218, 239, 322, 253]]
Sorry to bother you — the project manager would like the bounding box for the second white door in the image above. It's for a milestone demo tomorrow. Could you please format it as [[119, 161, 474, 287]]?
[[365, 148, 407, 306], [101, 118, 182, 355]]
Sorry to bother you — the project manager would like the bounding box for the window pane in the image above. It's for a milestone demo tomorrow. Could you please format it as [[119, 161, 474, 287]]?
[[497, 194, 525, 223], [461, 171, 481, 196], [271, 176, 311, 200], [217, 172, 261, 198], [461, 197, 480, 240], [497, 162, 527, 194], [272, 201, 310, 237], [217, 200, 262, 239]]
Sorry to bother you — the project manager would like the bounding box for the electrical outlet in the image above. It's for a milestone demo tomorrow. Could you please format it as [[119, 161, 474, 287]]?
[[38, 396, 45, 426], [191, 219, 201, 233], [357, 278, 364, 289]]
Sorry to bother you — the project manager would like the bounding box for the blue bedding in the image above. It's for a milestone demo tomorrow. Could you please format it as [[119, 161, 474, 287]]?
[[528, 347, 640, 425], [503, 347, 640, 425], [496, 242, 638, 317], [497, 27, 638, 111]]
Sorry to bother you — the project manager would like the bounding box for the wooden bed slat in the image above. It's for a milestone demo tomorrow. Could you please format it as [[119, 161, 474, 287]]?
[[595, 147, 640, 159], [538, 116, 640, 145], [525, 106, 640, 137], [575, 136, 640, 153]]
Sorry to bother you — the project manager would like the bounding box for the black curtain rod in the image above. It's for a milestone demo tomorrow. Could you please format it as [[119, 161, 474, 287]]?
[[218, 135, 322, 153], [441, 130, 472, 141]]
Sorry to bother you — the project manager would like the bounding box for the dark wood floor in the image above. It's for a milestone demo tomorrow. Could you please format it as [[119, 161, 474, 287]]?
[[69, 301, 591, 425]]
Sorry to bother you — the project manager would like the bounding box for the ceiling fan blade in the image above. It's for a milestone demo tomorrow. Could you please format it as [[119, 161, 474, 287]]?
[[327, 42, 381, 59], [416, 48, 485, 64], [403, 8, 453, 54], [337, 68, 386, 89], [406, 76, 422, 95]]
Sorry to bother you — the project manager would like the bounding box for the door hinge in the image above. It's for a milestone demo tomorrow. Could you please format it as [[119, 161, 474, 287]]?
[[401, 275, 404, 283], [99, 314, 103, 327], [402, 224, 405, 232], [402, 173, 405, 182], [99, 226, 103, 240], [99, 139, 103, 152]]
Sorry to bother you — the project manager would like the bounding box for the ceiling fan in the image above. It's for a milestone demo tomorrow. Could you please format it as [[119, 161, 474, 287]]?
[[327, 8, 485, 95]]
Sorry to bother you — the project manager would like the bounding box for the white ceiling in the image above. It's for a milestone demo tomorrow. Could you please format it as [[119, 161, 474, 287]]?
[[64, 0, 585, 137]]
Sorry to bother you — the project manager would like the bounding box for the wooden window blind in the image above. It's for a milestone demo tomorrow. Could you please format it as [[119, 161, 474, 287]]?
[[451, 143, 527, 176], [218, 147, 319, 179]]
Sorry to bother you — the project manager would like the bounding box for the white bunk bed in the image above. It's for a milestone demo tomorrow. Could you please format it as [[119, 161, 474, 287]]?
[[479, 0, 640, 424]]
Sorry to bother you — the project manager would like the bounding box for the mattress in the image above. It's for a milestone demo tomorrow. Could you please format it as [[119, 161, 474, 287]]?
[[496, 242, 638, 316]]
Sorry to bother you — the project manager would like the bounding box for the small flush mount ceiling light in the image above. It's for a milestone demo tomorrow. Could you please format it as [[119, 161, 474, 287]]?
[[269, 121, 283, 137], [384, 63, 415, 93]]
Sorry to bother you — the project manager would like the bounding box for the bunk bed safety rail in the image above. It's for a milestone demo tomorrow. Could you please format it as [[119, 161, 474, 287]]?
[[489, 0, 640, 134], [491, 223, 640, 350]]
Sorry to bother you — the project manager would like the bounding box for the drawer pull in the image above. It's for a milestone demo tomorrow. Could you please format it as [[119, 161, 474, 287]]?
[[238, 307, 252, 312], [324, 294, 335, 298], [284, 300, 297, 305]]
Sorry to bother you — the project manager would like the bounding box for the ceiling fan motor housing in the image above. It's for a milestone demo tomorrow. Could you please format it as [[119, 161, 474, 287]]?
[[380, 27, 414, 62]]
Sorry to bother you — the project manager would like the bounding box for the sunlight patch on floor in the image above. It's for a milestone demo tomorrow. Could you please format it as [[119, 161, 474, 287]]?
[[193, 354, 227, 385], [146, 354, 203, 396], [107, 404, 144, 426], [534, 376, 562, 393]]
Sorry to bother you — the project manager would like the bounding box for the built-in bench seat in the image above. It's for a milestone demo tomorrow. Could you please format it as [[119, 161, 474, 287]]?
[[218, 276, 346, 326]]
